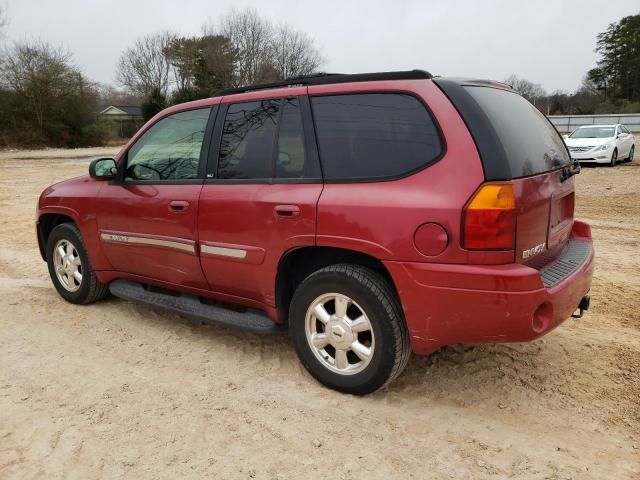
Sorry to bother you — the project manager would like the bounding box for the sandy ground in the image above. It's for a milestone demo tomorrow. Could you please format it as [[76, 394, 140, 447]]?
[[1, 144, 639, 479]]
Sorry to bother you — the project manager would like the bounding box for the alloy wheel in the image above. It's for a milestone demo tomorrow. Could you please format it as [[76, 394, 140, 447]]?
[[305, 293, 375, 375], [53, 239, 83, 292]]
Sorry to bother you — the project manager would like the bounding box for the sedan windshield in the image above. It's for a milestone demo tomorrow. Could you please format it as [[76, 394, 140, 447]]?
[[570, 127, 615, 139]]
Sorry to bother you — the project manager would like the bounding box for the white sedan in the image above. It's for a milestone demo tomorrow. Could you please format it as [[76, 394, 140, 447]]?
[[564, 124, 635, 166]]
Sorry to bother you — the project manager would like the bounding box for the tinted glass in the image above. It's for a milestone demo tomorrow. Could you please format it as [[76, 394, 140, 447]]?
[[311, 94, 442, 180], [218, 100, 279, 179], [126, 108, 210, 181], [464, 86, 570, 177], [276, 98, 307, 178]]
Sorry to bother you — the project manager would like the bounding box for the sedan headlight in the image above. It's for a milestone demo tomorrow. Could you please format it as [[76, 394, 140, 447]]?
[[594, 143, 610, 151]]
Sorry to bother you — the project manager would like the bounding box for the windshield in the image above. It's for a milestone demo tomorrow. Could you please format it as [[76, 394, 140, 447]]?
[[569, 127, 615, 139]]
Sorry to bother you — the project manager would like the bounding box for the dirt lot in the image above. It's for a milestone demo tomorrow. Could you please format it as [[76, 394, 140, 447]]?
[[1, 144, 639, 479]]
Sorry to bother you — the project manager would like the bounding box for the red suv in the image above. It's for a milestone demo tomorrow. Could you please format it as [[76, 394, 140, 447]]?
[[37, 70, 594, 394]]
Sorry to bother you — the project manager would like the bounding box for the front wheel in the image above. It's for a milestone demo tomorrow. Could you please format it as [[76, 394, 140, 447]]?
[[609, 148, 618, 167], [46, 223, 109, 304], [289, 264, 411, 395], [627, 145, 634, 162]]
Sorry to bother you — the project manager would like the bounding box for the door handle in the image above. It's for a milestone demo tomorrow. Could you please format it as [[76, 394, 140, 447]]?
[[169, 200, 190, 212], [274, 204, 300, 218]]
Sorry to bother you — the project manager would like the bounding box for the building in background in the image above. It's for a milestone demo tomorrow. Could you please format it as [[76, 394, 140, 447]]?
[[98, 105, 144, 138]]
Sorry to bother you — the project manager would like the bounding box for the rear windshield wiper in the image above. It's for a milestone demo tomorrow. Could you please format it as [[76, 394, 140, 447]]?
[[560, 161, 581, 182]]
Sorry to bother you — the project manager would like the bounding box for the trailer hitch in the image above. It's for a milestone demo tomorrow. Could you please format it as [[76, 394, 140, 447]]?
[[572, 295, 590, 319]]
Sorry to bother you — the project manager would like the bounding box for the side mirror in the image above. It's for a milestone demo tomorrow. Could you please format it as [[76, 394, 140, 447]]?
[[89, 158, 117, 180], [562, 134, 569, 139]]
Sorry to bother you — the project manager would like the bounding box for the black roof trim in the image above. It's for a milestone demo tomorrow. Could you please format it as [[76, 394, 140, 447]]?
[[433, 78, 509, 180], [217, 70, 433, 96]]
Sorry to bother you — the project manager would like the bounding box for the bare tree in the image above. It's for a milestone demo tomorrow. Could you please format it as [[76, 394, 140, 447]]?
[[206, 8, 274, 87], [116, 31, 174, 97], [272, 24, 323, 79], [505, 74, 547, 106], [204, 8, 324, 87], [0, 2, 8, 40], [97, 83, 143, 106], [1, 41, 80, 133]]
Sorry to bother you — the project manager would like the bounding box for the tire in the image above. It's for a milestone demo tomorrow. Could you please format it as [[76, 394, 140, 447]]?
[[46, 223, 109, 304], [609, 148, 617, 167], [289, 264, 411, 395], [627, 145, 634, 162]]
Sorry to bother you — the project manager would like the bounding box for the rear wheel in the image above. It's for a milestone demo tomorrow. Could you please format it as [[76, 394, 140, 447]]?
[[46, 223, 109, 304], [289, 264, 410, 395], [609, 148, 618, 167]]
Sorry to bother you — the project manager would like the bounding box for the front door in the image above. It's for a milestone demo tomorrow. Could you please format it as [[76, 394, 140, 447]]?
[[96, 107, 215, 289], [198, 94, 323, 305]]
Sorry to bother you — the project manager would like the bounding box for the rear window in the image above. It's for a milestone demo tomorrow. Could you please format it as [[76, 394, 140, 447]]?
[[464, 86, 570, 178], [311, 94, 442, 180]]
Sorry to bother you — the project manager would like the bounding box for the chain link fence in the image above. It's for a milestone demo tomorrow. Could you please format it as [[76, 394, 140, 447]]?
[[548, 113, 640, 133]]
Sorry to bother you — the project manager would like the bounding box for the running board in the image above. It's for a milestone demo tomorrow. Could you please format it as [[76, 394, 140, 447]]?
[[109, 280, 279, 335]]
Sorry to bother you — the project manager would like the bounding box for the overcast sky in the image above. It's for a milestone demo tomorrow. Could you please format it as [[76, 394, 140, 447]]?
[[4, 0, 639, 93]]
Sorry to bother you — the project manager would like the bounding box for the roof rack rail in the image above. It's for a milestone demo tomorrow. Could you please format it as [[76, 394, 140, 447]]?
[[443, 77, 513, 89], [217, 69, 433, 96]]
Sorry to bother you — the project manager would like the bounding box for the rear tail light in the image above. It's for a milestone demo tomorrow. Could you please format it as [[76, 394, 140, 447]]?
[[462, 182, 516, 250]]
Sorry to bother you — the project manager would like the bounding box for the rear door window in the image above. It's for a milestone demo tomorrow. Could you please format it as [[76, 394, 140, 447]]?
[[276, 98, 307, 179], [217, 97, 317, 180], [218, 100, 280, 179], [311, 94, 442, 180], [463, 86, 570, 178]]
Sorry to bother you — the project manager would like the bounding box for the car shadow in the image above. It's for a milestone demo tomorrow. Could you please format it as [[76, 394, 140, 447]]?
[[102, 295, 598, 408]]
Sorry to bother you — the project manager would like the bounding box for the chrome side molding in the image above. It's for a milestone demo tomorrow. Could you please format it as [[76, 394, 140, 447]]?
[[100, 232, 195, 253], [200, 244, 247, 259]]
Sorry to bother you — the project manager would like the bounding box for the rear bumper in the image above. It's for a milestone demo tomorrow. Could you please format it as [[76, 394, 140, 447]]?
[[384, 221, 594, 355]]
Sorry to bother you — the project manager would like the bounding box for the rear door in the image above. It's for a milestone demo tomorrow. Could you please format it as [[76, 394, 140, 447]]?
[[436, 80, 574, 263], [197, 92, 323, 304], [96, 107, 214, 288]]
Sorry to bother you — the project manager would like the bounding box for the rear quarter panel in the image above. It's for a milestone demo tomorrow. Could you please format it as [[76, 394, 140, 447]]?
[[311, 79, 506, 264]]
